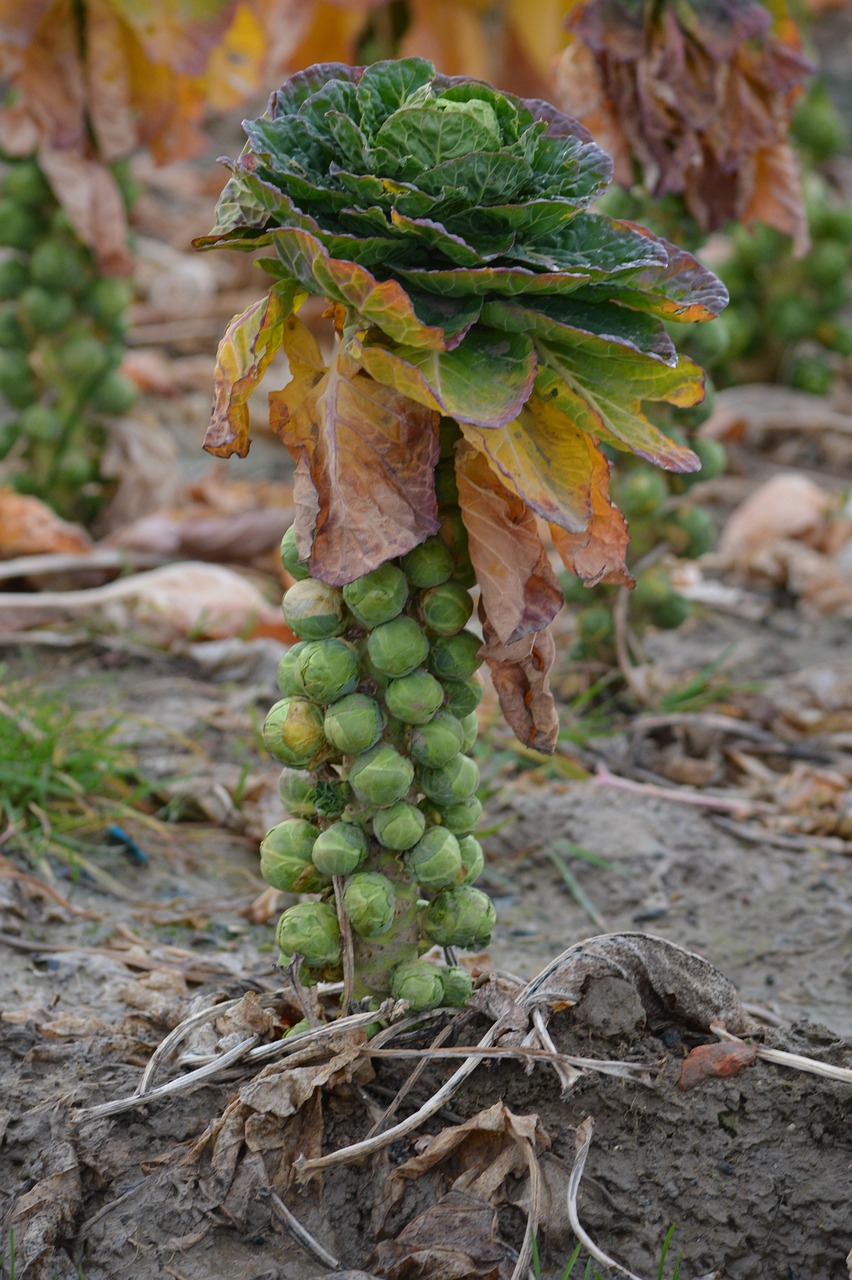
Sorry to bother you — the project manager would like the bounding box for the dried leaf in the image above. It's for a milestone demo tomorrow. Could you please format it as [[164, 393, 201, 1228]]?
[[203, 288, 295, 459], [37, 144, 134, 274], [5, 1141, 82, 1275], [370, 1188, 515, 1280], [456, 442, 563, 646], [271, 346, 440, 585], [548, 452, 632, 588], [717, 473, 832, 570], [480, 617, 559, 753], [0, 490, 92, 558], [678, 1040, 758, 1090]]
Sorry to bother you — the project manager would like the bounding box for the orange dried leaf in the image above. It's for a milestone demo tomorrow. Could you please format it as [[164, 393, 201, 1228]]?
[[456, 442, 563, 647], [481, 617, 559, 753], [548, 446, 633, 588], [0, 490, 92, 558], [271, 347, 441, 585], [678, 1040, 758, 1090]]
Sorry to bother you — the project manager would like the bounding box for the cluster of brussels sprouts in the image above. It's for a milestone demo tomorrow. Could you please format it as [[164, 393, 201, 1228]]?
[[261, 473, 493, 1011], [0, 153, 137, 522], [567, 436, 727, 663]]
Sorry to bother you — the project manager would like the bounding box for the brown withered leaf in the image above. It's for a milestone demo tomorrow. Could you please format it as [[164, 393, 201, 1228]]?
[[558, 0, 811, 239], [480, 614, 559, 754], [547, 447, 632, 588], [38, 144, 134, 275], [678, 1040, 758, 1090], [84, 0, 139, 163], [271, 345, 440, 586], [0, 490, 92, 558], [456, 443, 563, 647], [370, 1189, 514, 1280], [203, 289, 293, 459]]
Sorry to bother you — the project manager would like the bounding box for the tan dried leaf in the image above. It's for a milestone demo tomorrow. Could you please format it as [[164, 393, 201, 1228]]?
[[480, 616, 559, 753]]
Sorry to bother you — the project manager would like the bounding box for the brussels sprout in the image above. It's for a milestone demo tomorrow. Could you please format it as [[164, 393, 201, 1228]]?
[[0, 258, 29, 302], [276, 901, 341, 967], [30, 238, 87, 291], [4, 159, 52, 207], [443, 676, 484, 724], [19, 285, 73, 334], [56, 334, 111, 383], [280, 524, 310, 581], [419, 753, 479, 805], [434, 458, 459, 506], [0, 304, 27, 349], [342, 871, 397, 938], [349, 743, 414, 806], [576, 604, 614, 649], [409, 709, 465, 767], [427, 630, 482, 682], [84, 276, 134, 327], [367, 615, 429, 678], [263, 696, 327, 767], [423, 885, 496, 948], [297, 637, 360, 704], [441, 965, 474, 1007], [314, 777, 352, 819], [663, 506, 716, 559], [390, 959, 446, 1011], [90, 370, 138, 415], [311, 820, 368, 876], [692, 438, 727, 481], [457, 835, 484, 884], [401, 537, 454, 588], [437, 507, 468, 555], [419, 581, 474, 635], [439, 416, 462, 459], [441, 795, 483, 835], [0, 348, 35, 408], [260, 819, 329, 892], [324, 692, 385, 754], [385, 669, 444, 725], [404, 826, 462, 888], [343, 563, 408, 627], [19, 404, 63, 444], [616, 469, 668, 520], [277, 641, 309, 696], [282, 579, 348, 639], [0, 202, 41, 250], [634, 568, 690, 629], [372, 800, 426, 850], [277, 768, 318, 818], [458, 711, 479, 754]]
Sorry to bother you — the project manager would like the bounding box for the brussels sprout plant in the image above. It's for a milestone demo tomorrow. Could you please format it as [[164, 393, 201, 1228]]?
[[197, 58, 726, 1011]]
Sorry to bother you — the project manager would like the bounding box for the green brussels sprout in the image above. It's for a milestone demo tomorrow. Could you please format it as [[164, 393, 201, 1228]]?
[[4, 159, 52, 207], [439, 416, 462, 459], [437, 507, 468, 557], [89, 370, 138, 415], [372, 800, 426, 850], [30, 238, 88, 291], [0, 200, 41, 250], [427, 630, 483, 682], [419, 753, 479, 805], [458, 711, 479, 754], [57, 334, 111, 383], [278, 767, 318, 818], [634, 569, 690, 629], [19, 404, 63, 444], [260, 819, 329, 893], [409, 709, 465, 767], [401, 536, 454, 588], [404, 826, 462, 888], [349, 743, 414, 806], [282, 578, 348, 639], [276, 901, 341, 967], [441, 965, 474, 1007], [342, 871, 397, 938], [423, 886, 496, 948], [84, 276, 134, 327], [0, 257, 29, 301], [0, 304, 27, 348], [311, 820, 368, 876], [790, 356, 834, 397], [297, 637, 360, 704], [441, 795, 484, 836], [576, 604, 614, 649], [615, 469, 668, 520], [384, 669, 444, 725], [324, 692, 385, 754], [419, 581, 474, 635], [277, 641, 309, 695], [692, 438, 727, 481], [263, 696, 327, 767], [663, 506, 716, 558], [343, 563, 408, 626], [366, 615, 429, 678], [442, 675, 484, 719], [280, 524, 310, 581], [18, 285, 73, 334], [314, 777, 352, 818], [434, 458, 459, 506], [457, 835, 484, 884], [390, 959, 446, 1011], [0, 349, 36, 408]]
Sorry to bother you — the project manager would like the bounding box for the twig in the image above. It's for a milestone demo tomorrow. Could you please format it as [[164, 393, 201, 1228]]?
[[333, 875, 355, 1015], [594, 761, 776, 815], [709, 814, 851, 855], [510, 1132, 541, 1280], [612, 587, 649, 703], [567, 1116, 649, 1280], [0, 856, 102, 920], [713, 1025, 852, 1085], [285, 953, 321, 1028], [0, 548, 166, 581], [365, 1043, 654, 1083], [364, 1015, 460, 1140], [532, 1007, 581, 1093], [264, 1188, 341, 1270]]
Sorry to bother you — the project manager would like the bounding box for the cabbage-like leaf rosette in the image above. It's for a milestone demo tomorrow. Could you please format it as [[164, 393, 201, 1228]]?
[[197, 58, 726, 745]]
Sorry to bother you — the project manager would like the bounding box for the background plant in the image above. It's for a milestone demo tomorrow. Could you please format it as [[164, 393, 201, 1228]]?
[[198, 56, 725, 1009]]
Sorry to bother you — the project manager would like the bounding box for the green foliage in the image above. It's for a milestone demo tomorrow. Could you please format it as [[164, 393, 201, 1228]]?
[[0, 152, 135, 522]]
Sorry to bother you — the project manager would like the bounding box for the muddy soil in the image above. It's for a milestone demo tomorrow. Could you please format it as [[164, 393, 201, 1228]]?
[[1, 596, 851, 1280]]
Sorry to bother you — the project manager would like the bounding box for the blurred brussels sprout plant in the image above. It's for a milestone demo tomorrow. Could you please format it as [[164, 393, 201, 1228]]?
[[198, 58, 726, 1012]]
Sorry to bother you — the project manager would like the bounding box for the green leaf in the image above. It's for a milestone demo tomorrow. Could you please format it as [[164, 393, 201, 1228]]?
[[416, 151, 533, 205], [388, 213, 488, 266], [351, 328, 537, 428], [436, 80, 535, 142], [269, 63, 361, 119], [533, 354, 702, 473], [356, 58, 436, 140], [267, 227, 449, 348], [578, 235, 730, 321], [244, 115, 334, 176], [482, 295, 677, 364], [374, 104, 502, 177], [529, 213, 668, 274], [532, 133, 612, 204]]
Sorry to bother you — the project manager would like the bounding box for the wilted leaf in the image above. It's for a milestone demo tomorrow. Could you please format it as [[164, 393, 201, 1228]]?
[[0, 490, 92, 558], [547, 442, 632, 587], [370, 1189, 515, 1280], [203, 287, 296, 459], [456, 442, 563, 646], [678, 1040, 758, 1090], [271, 347, 440, 584], [480, 618, 559, 753]]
